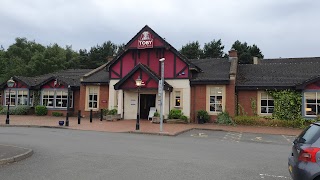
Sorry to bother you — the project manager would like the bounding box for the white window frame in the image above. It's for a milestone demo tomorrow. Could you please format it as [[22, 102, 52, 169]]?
[[258, 91, 274, 115], [174, 90, 182, 107], [17, 90, 28, 105], [86, 86, 99, 110], [304, 91, 320, 117], [5, 89, 16, 106], [41, 89, 73, 108], [206, 86, 225, 115]]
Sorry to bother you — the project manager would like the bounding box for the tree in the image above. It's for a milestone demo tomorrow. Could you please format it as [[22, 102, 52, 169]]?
[[82, 41, 118, 68], [179, 41, 203, 59], [231, 40, 264, 64], [202, 39, 225, 58], [116, 43, 126, 55]]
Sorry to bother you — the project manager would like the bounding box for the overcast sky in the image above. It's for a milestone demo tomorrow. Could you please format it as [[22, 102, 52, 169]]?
[[1, 0, 319, 58]]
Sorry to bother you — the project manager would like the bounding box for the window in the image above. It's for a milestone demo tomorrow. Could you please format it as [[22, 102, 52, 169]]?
[[42, 89, 73, 108], [260, 92, 274, 114], [88, 87, 98, 109], [17, 90, 28, 105], [175, 91, 181, 107], [29, 91, 34, 107], [5, 90, 16, 106], [42, 90, 54, 107], [209, 87, 223, 112], [55, 91, 68, 108], [305, 92, 320, 116]]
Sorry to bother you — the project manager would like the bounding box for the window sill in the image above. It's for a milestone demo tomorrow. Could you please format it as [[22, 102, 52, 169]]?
[[208, 112, 222, 115], [174, 106, 182, 109], [85, 108, 99, 112]]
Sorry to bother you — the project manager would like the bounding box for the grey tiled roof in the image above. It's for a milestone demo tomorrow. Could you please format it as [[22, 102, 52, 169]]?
[[16, 69, 92, 88], [81, 67, 109, 83], [237, 60, 320, 88], [190, 58, 231, 83], [261, 57, 320, 64]]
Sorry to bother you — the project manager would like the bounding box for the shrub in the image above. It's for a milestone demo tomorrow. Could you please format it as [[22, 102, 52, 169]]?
[[0, 107, 14, 115], [101, 108, 118, 115], [108, 108, 118, 115], [234, 116, 308, 128], [197, 110, 210, 123], [102, 108, 109, 116], [35, 105, 47, 116], [168, 109, 182, 119], [217, 111, 234, 125], [180, 115, 188, 122], [13, 105, 30, 115], [52, 112, 63, 117], [0, 105, 30, 115], [154, 111, 160, 117]]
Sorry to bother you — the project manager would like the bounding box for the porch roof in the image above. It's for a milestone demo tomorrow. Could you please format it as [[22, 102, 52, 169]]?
[[114, 63, 173, 91]]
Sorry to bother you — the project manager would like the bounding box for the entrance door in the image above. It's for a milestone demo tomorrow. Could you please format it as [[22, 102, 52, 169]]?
[[140, 94, 156, 119]]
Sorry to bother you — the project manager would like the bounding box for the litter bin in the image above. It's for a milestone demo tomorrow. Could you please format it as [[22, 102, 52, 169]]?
[[198, 117, 204, 124]]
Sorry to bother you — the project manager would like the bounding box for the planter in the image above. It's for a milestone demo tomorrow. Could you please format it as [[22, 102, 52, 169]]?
[[152, 117, 160, 123], [166, 119, 187, 124], [152, 116, 166, 124], [104, 114, 121, 121]]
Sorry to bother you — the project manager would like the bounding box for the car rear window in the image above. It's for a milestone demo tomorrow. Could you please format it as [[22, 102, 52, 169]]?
[[298, 124, 320, 144]]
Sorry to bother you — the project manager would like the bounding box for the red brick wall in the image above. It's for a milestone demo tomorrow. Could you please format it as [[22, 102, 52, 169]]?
[[79, 85, 87, 116], [47, 110, 68, 116], [190, 85, 206, 123], [237, 90, 257, 116], [78, 84, 109, 117], [99, 85, 109, 110], [191, 83, 237, 123], [73, 90, 80, 114], [225, 80, 236, 117]]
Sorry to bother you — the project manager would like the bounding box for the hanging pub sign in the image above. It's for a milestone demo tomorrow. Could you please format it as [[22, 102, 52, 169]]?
[[138, 31, 153, 49]]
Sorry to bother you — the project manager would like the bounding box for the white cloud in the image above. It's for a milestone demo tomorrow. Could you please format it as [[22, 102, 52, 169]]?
[[0, 0, 319, 58]]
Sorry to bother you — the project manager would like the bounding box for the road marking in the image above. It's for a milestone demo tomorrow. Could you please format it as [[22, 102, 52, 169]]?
[[191, 132, 208, 138], [282, 135, 294, 143], [223, 132, 242, 142], [251, 137, 273, 143], [259, 173, 290, 179]]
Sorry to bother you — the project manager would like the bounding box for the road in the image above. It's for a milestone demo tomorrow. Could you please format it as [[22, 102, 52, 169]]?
[[0, 127, 294, 180]]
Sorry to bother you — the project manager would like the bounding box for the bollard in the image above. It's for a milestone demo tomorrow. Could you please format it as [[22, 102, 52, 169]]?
[[90, 109, 93, 123], [78, 110, 81, 124], [100, 109, 103, 121]]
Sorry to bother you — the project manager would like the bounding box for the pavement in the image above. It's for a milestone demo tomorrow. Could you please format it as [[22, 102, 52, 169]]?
[[0, 114, 304, 165]]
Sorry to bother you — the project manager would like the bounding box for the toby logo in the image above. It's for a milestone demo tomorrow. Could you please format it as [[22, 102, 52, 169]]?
[[138, 31, 153, 49]]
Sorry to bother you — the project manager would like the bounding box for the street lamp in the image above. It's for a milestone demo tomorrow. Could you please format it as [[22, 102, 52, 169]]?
[[135, 76, 142, 130], [6, 77, 15, 124], [159, 58, 165, 132], [65, 85, 71, 126]]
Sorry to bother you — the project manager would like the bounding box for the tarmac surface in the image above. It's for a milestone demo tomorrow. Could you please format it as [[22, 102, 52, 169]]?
[[0, 114, 304, 165]]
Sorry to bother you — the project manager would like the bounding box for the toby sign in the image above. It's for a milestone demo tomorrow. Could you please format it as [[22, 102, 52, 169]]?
[[138, 31, 153, 49]]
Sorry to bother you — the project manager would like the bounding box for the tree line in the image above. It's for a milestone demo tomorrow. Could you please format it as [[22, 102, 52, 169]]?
[[0, 38, 124, 83], [0, 37, 263, 83], [179, 39, 264, 63]]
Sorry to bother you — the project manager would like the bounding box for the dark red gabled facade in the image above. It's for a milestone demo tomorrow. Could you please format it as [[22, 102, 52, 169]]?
[[109, 25, 190, 83]]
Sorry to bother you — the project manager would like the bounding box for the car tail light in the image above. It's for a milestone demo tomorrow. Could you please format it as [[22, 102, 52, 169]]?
[[298, 147, 320, 162]]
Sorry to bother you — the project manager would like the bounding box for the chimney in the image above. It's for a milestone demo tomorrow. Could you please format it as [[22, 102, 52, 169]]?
[[228, 48, 238, 62], [228, 48, 238, 80], [253, 57, 260, 64]]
